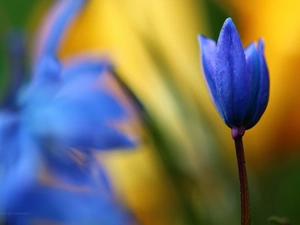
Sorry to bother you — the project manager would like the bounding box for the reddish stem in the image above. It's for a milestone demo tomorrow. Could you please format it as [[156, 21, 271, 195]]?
[[232, 126, 251, 225]]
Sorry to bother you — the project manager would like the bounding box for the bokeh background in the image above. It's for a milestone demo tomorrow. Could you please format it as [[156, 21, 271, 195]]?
[[1, 0, 300, 224]]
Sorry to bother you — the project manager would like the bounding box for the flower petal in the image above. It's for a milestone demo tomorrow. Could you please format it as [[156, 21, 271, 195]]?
[[41, 146, 113, 189], [243, 42, 261, 124], [215, 18, 249, 127], [25, 78, 134, 150], [33, 0, 86, 63], [246, 39, 270, 129], [198, 35, 216, 81], [55, 74, 128, 120], [4, 183, 134, 225], [33, 55, 61, 83], [0, 122, 40, 210], [61, 54, 113, 80], [198, 35, 227, 123], [38, 103, 135, 149], [18, 56, 61, 106]]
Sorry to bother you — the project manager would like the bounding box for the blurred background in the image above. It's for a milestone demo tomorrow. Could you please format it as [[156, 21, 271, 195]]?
[[1, 0, 300, 224]]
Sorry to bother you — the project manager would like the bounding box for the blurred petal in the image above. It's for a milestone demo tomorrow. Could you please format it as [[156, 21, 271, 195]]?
[[0, 111, 20, 171], [62, 53, 113, 80], [33, 55, 61, 83], [41, 145, 115, 190], [25, 73, 134, 150], [5, 185, 134, 225], [56, 76, 128, 119], [34, 100, 135, 149], [91, 126, 136, 150], [19, 56, 61, 106], [41, 145, 98, 186], [215, 18, 249, 127], [34, 0, 86, 62], [0, 121, 40, 210]]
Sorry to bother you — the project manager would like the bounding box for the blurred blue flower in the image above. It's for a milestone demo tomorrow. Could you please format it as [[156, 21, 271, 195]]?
[[5, 185, 135, 225], [198, 18, 269, 131], [0, 0, 136, 224]]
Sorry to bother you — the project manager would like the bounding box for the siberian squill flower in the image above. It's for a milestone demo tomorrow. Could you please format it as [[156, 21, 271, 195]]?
[[0, 0, 136, 224], [198, 18, 269, 136], [198, 18, 269, 225]]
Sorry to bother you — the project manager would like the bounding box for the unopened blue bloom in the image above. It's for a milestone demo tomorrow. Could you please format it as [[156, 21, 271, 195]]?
[[198, 18, 269, 131], [0, 0, 136, 224]]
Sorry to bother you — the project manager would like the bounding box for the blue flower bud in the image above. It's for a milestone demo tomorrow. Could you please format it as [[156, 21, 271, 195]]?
[[198, 18, 269, 130]]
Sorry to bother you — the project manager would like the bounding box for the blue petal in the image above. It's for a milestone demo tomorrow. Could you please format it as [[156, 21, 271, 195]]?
[[0, 113, 131, 225], [53, 74, 127, 120], [41, 144, 98, 186], [243, 42, 261, 124], [18, 56, 61, 106], [41, 144, 114, 189], [91, 125, 136, 150], [198, 35, 216, 80], [246, 39, 269, 129], [35, 101, 135, 149], [4, 185, 135, 225], [33, 55, 61, 83], [215, 18, 250, 127], [0, 111, 20, 172], [198, 35, 227, 123], [0, 122, 40, 211], [24, 74, 134, 150], [34, 0, 86, 61], [61, 55, 113, 81]]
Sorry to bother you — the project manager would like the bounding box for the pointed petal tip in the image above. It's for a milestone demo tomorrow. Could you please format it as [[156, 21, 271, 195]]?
[[34, 0, 87, 63], [221, 17, 237, 32], [198, 34, 205, 41], [198, 35, 214, 47], [222, 17, 235, 28], [244, 42, 258, 58], [218, 17, 241, 48], [198, 35, 216, 49], [224, 17, 233, 23], [198, 35, 205, 47], [35, 55, 61, 78], [258, 38, 265, 51]]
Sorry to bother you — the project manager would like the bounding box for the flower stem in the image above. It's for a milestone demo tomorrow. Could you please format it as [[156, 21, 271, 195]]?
[[232, 127, 251, 225]]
